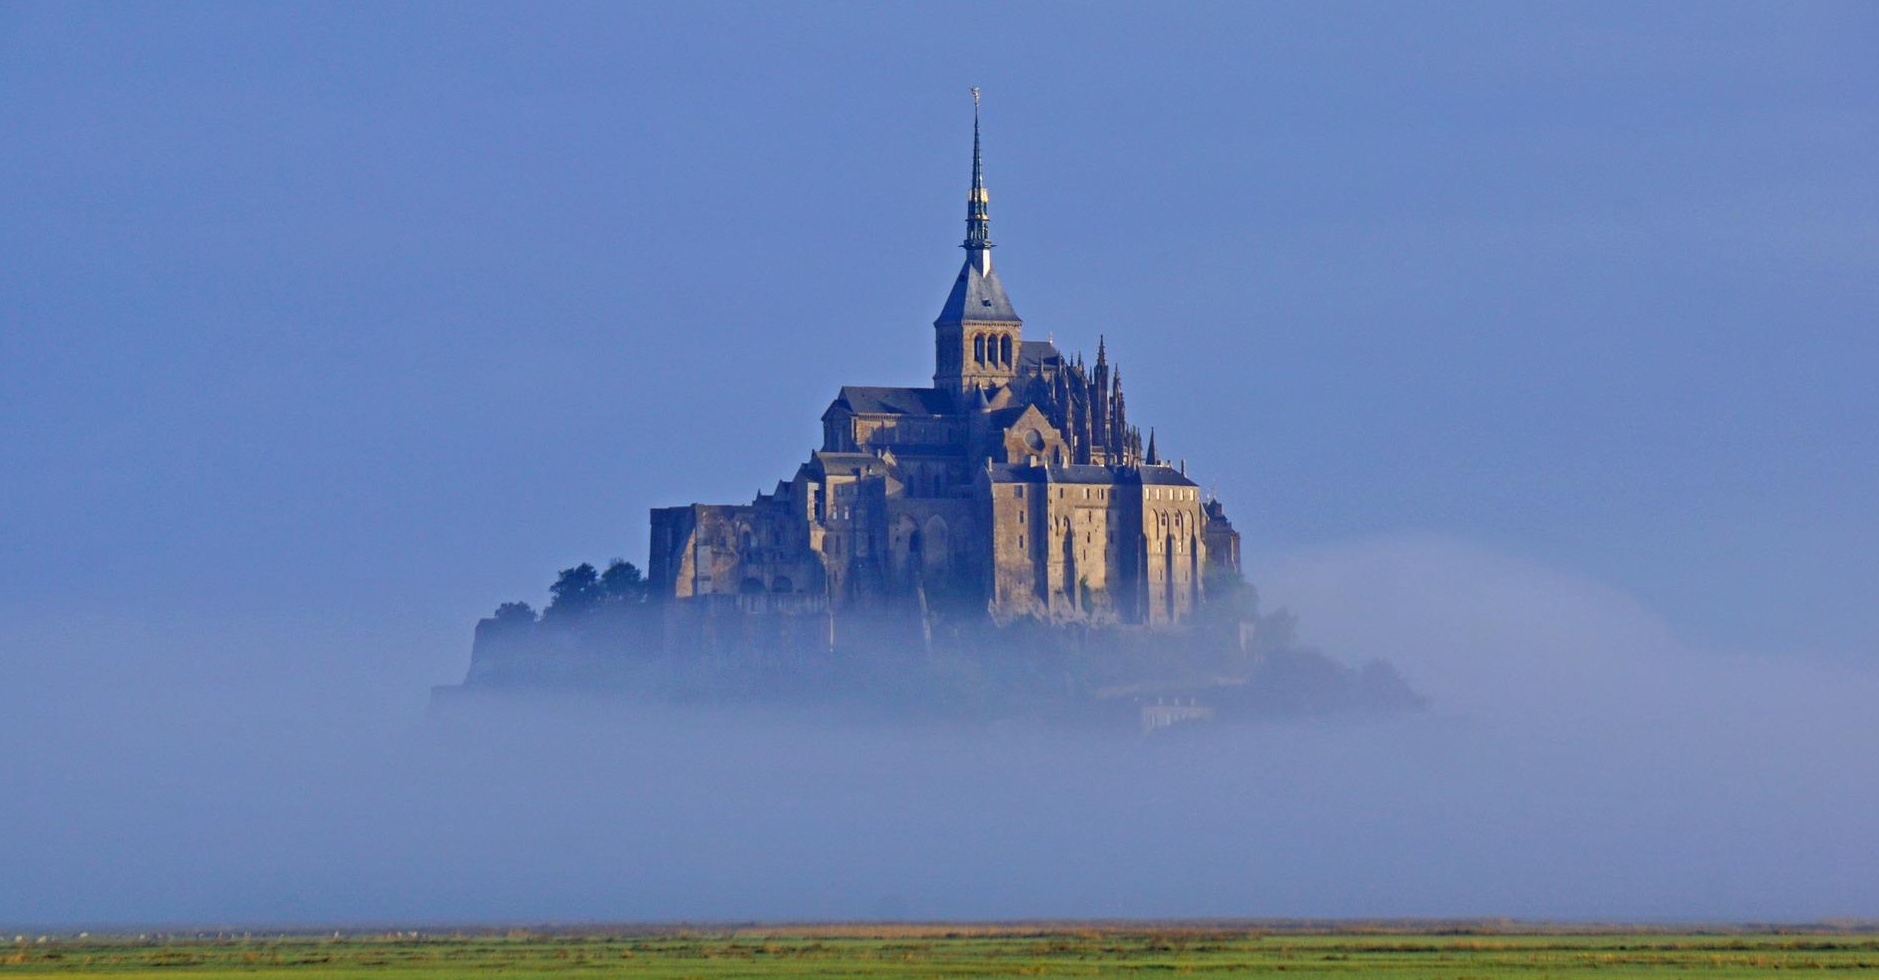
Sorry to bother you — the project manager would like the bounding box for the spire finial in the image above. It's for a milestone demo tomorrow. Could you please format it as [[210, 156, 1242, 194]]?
[[964, 87, 992, 269]]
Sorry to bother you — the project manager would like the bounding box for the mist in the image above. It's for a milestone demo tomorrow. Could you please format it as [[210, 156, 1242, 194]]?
[[5, 533, 1874, 928]]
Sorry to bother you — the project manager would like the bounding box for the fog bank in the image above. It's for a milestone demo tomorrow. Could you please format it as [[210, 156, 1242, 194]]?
[[3, 534, 1874, 926]]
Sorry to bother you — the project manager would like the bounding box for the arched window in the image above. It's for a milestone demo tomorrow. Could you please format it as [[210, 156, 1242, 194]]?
[[923, 516, 951, 576], [1000, 334, 1013, 365], [974, 335, 986, 364]]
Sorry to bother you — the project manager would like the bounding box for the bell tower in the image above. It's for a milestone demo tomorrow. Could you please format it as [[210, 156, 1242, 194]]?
[[934, 89, 1022, 402]]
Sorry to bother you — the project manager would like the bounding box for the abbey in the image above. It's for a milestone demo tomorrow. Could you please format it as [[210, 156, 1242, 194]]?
[[648, 105, 1241, 627]]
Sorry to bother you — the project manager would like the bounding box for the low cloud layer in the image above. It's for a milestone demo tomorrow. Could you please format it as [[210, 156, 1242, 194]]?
[[1261, 532, 1878, 722], [4, 534, 1874, 927]]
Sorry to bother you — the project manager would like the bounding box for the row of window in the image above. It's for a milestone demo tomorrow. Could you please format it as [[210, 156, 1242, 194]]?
[[973, 333, 1013, 367]]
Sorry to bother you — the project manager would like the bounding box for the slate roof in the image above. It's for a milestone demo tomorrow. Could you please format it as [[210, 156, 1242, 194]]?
[[984, 404, 1032, 428], [800, 451, 895, 481], [1018, 340, 1062, 370], [984, 463, 1200, 488], [827, 386, 956, 418], [935, 257, 1020, 324], [1137, 465, 1201, 486]]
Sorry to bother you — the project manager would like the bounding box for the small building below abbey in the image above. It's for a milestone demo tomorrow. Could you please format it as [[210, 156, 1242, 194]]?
[[648, 105, 1241, 630]]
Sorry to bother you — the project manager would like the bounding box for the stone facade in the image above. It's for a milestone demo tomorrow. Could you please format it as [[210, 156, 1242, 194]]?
[[647, 108, 1241, 630]]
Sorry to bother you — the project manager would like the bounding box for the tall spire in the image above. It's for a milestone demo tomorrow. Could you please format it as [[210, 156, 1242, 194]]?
[[964, 87, 992, 273], [933, 87, 1019, 397]]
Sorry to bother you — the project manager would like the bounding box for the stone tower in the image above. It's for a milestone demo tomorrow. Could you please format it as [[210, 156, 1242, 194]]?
[[933, 91, 1022, 402]]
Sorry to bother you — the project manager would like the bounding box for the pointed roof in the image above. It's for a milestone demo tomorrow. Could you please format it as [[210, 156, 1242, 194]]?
[[937, 259, 1020, 323]]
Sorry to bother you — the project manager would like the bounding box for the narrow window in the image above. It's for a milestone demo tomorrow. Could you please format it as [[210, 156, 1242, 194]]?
[[974, 335, 986, 364], [1001, 334, 1013, 365]]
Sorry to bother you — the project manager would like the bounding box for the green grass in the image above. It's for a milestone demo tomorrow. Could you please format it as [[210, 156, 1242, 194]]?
[[5, 928, 1879, 978]]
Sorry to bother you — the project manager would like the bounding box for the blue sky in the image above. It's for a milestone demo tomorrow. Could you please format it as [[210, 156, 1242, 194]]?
[[3, 1, 1875, 677]]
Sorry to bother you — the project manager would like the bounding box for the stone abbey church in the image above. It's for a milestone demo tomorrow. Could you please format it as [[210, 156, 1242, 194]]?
[[648, 107, 1242, 628]]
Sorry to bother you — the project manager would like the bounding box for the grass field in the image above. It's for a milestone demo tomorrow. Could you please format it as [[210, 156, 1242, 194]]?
[[5, 927, 1878, 978]]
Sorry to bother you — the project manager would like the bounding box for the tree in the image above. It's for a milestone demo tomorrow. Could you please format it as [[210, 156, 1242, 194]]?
[[484, 601, 538, 636], [492, 601, 537, 625], [546, 562, 601, 619], [600, 558, 647, 603]]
